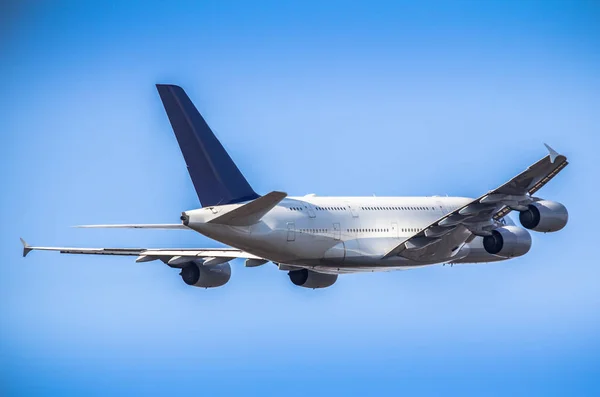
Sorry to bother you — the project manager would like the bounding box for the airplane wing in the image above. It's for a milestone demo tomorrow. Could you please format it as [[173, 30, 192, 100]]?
[[383, 144, 568, 261], [74, 224, 190, 229], [20, 238, 263, 265]]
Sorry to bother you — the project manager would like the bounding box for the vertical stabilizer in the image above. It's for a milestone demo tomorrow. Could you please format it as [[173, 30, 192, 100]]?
[[156, 84, 259, 207]]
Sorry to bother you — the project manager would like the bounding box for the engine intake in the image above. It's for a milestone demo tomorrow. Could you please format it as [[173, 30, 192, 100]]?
[[483, 226, 531, 258], [519, 200, 568, 233], [180, 261, 231, 288], [288, 269, 337, 289]]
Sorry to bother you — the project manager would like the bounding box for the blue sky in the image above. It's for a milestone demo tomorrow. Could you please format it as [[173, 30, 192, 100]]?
[[1, 1, 599, 395]]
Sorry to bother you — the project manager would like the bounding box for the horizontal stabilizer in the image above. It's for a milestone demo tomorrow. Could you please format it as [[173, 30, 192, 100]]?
[[74, 224, 190, 230], [19, 240, 263, 260], [209, 191, 287, 226]]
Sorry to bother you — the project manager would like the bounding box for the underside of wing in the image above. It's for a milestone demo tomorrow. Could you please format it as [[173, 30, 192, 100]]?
[[383, 144, 568, 262]]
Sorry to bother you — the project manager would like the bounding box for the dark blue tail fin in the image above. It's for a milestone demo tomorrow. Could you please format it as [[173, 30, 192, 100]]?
[[156, 84, 259, 207]]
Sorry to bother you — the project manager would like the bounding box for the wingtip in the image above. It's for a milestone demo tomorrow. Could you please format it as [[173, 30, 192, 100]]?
[[20, 238, 32, 257], [544, 143, 560, 163]]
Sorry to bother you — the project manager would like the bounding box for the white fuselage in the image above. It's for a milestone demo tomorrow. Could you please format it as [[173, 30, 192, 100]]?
[[184, 196, 509, 273]]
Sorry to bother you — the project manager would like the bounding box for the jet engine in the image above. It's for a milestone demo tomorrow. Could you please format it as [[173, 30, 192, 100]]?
[[483, 226, 532, 258], [180, 261, 231, 288], [519, 200, 568, 233], [288, 269, 338, 289]]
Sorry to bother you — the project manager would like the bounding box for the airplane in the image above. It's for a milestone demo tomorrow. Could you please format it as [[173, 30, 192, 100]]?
[[21, 84, 569, 289]]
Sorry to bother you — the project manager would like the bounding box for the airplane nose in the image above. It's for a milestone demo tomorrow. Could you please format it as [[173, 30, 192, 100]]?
[[180, 212, 189, 226]]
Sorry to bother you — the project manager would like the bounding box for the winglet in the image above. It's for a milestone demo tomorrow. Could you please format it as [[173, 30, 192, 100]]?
[[20, 238, 33, 257], [544, 143, 560, 163]]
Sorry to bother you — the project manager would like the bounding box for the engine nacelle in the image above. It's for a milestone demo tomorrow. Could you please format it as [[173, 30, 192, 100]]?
[[519, 200, 568, 233], [180, 261, 231, 288], [288, 269, 337, 289], [483, 226, 532, 258]]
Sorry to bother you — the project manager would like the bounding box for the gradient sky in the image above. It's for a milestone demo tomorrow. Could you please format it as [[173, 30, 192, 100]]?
[[1, 1, 599, 396]]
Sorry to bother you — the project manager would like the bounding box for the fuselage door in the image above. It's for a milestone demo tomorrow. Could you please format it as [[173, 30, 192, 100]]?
[[436, 200, 448, 215], [333, 223, 341, 240], [287, 222, 296, 241], [302, 202, 316, 218], [347, 202, 359, 218], [391, 222, 399, 238]]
